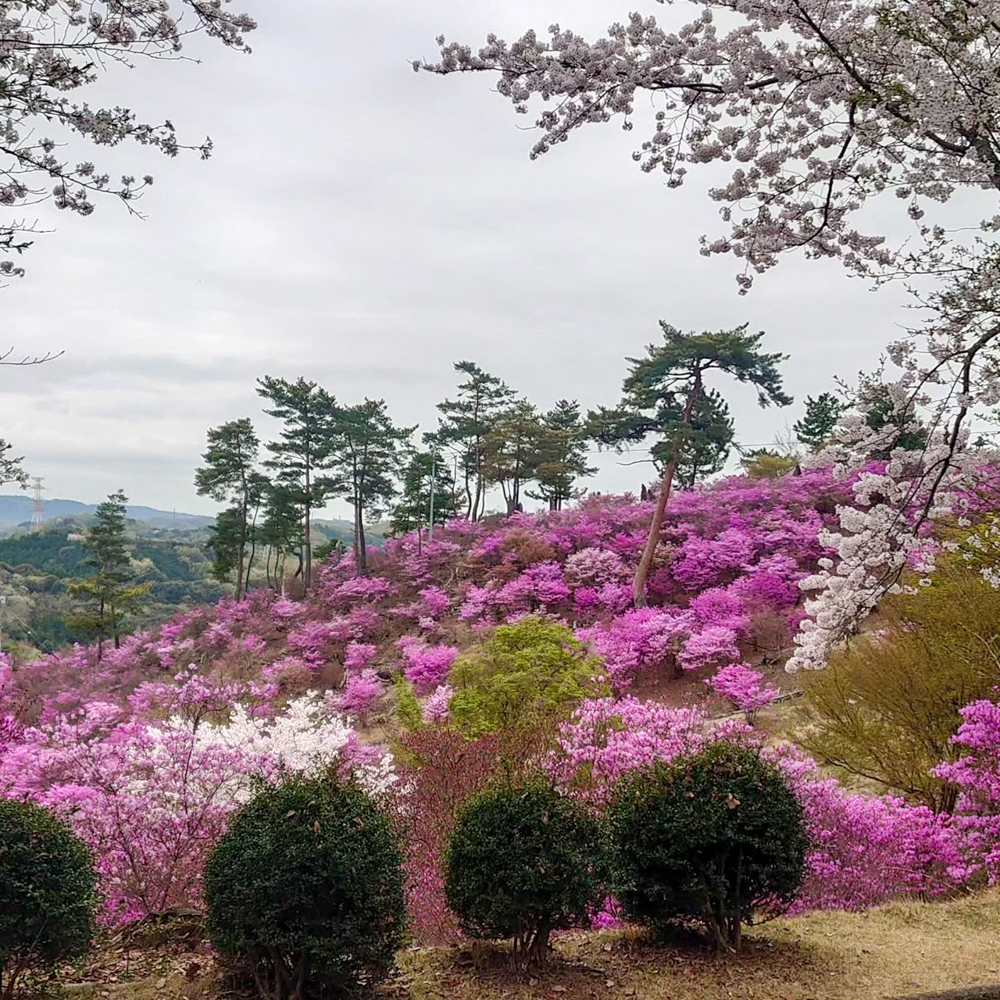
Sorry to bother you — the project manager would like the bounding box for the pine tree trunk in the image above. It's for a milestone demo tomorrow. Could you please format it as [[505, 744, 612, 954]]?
[[244, 532, 256, 598], [632, 379, 701, 608], [304, 456, 313, 591], [357, 503, 368, 574], [236, 509, 246, 602]]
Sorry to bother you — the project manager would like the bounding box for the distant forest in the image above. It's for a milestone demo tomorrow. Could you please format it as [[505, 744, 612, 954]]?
[[0, 516, 378, 655]]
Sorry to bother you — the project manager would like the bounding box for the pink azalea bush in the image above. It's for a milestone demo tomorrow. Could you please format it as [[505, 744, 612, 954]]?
[[933, 698, 1000, 882], [0, 684, 396, 923], [707, 663, 781, 723], [398, 637, 460, 695], [548, 698, 976, 913], [336, 669, 384, 718], [344, 641, 378, 673]]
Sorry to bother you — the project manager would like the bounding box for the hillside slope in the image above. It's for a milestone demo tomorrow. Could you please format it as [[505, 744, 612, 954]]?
[[6, 469, 848, 721]]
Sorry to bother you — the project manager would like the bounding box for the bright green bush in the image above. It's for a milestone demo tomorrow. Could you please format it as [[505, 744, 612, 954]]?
[[608, 743, 807, 952], [448, 615, 606, 738], [0, 797, 97, 999], [204, 776, 406, 1000], [444, 778, 608, 966]]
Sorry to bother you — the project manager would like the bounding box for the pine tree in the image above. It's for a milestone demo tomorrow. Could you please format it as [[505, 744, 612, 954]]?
[[793, 393, 845, 452], [69, 490, 150, 659], [258, 483, 305, 592], [860, 380, 929, 459], [194, 418, 261, 599], [256, 377, 337, 591], [740, 448, 799, 479], [436, 361, 515, 521], [673, 388, 735, 489], [481, 400, 543, 514], [591, 323, 791, 607], [327, 399, 414, 574], [527, 400, 595, 511], [389, 448, 459, 543], [205, 508, 244, 587]]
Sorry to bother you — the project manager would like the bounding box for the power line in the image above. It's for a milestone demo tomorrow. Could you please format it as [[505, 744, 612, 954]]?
[[4, 603, 57, 655]]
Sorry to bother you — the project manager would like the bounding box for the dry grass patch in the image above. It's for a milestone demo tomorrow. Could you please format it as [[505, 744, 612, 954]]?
[[387, 890, 1000, 1000], [44, 891, 1000, 1000]]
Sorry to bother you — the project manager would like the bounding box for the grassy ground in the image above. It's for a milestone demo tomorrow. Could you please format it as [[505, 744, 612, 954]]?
[[46, 890, 1000, 1000]]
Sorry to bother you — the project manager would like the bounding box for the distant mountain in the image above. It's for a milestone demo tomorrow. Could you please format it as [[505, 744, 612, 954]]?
[[0, 494, 214, 533], [0, 494, 391, 540]]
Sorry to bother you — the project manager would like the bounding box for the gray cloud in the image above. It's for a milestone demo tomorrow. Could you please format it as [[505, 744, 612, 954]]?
[[0, 0, 919, 517]]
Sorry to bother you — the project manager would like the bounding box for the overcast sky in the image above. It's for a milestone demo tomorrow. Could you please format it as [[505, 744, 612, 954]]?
[[3, 0, 918, 519]]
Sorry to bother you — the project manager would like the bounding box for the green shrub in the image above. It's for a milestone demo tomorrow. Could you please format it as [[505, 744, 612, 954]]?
[[204, 776, 406, 1000], [0, 797, 97, 999], [796, 554, 1000, 811], [444, 778, 608, 966], [608, 743, 807, 952], [392, 675, 424, 731], [448, 616, 606, 738]]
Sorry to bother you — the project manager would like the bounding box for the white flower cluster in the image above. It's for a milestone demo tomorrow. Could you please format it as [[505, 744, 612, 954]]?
[[787, 387, 981, 672], [178, 692, 400, 799]]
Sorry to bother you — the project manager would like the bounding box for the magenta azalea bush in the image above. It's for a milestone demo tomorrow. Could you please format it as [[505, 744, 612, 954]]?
[[707, 663, 781, 723]]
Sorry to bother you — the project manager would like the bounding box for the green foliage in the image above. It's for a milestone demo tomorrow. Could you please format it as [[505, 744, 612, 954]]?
[[257, 376, 338, 590], [481, 400, 544, 514], [0, 440, 27, 490], [68, 490, 150, 659], [796, 552, 1000, 811], [0, 526, 224, 654], [589, 322, 791, 607], [195, 418, 265, 599], [740, 448, 799, 479], [674, 388, 735, 488], [204, 507, 243, 585], [793, 393, 844, 452], [444, 778, 608, 965], [389, 448, 459, 537], [0, 530, 90, 578], [608, 743, 807, 952], [448, 616, 606, 738], [0, 529, 209, 584], [326, 398, 415, 572], [194, 418, 260, 503], [0, 798, 97, 999], [258, 483, 304, 587], [205, 775, 406, 1000], [526, 399, 595, 511], [589, 322, 792, 470], [393, 675, 424, 731], [312, 537, 345, 563], [86, 489, 130, 572], [436, 361, 516, 522]]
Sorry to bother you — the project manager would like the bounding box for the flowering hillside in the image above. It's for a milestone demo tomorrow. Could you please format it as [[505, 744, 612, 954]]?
[[4, 467, 1000, 939], [3, 471, 846, 722]]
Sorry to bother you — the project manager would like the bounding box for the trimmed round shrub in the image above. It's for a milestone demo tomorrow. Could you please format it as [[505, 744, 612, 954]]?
[[0, 797, 97, 999], [204, 776, 406, 1000], [444, 778, 608, 966], [608, 742, 807, 951]]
